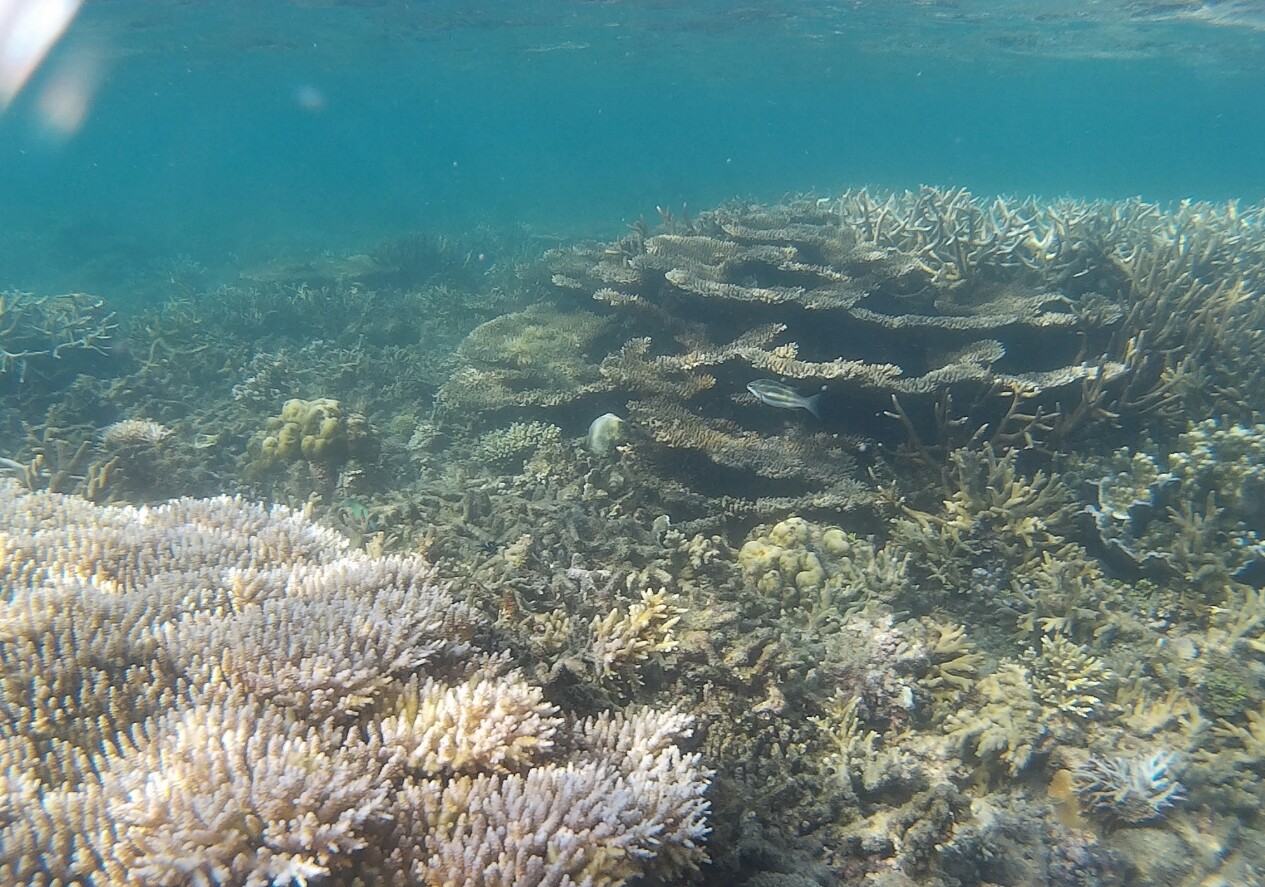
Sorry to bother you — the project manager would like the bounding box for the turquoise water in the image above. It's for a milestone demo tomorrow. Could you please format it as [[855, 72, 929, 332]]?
[[3, 1, 1265, 296]]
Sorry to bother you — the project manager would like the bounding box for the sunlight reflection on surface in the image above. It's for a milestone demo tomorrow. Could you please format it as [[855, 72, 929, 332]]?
[[0, 0, 83, 109]]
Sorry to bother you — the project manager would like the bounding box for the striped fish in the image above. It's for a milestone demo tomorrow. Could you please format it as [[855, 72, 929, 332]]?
[[746, 379, 823, 419]]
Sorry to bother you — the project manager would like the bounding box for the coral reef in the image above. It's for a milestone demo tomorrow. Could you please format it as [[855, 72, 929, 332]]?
[[435, 303, 615, 414], [0, 480, 711, 886], [943, 663, 1047, 778], [890, 444, 1078, 605], [10, 190, 1265, 887], [428, 187, 1265, 530]]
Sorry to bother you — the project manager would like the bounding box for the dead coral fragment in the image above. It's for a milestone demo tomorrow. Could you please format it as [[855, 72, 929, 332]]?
[[0, 290, 118, 383], [100, 419, 173, 451]]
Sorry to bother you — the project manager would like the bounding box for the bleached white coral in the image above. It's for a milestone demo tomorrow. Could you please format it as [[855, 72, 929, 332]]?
[[1073, 750, 1185, 823], [109, 692, 393, 887], [0, 480, 712, 887], [378, 663, 563, 776], [100, 418, 173, 451], [160, 559, 468, 718], [400, 706, 711, 886]]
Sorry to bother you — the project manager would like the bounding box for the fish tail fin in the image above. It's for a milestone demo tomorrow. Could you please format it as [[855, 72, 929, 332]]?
[[805, 392, 823, 420]]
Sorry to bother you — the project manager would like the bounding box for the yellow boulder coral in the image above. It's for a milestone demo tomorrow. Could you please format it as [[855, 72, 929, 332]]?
[[251, 397, 375, 472], [738, 516, 910, 609]]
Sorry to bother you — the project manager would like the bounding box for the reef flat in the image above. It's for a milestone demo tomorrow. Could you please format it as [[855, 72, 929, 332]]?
[[4, 187, 1265, 885]]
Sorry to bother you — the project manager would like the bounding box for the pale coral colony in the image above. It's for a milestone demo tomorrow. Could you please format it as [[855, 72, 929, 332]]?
[[5, 187, 1265, 886]]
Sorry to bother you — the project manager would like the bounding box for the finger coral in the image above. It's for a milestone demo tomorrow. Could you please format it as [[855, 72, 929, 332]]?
[[0, 479, 711, 886]]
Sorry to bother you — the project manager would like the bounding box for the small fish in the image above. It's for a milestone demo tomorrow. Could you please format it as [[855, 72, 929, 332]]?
[[746, 379, 823, 419]]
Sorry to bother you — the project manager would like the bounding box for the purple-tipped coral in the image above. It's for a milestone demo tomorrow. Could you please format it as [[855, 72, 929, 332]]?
[[1073, 750, 1185, 823]]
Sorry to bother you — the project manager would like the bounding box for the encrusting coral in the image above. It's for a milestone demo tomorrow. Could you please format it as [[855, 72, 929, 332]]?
[[0, 479, 711, 886]]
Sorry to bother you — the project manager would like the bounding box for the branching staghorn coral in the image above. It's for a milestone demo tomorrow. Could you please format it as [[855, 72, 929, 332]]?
[[588, 587, 685, 684], [891, 444, 1077, 600], [1113, 238, 1265, 420], [836, 186, 1053, 288], [813, 693, 924, 798], [942, 663, 1046, 778], [0, 480, 711, 886], [0, 290, 118, 388], [919, 618, 984, 705], [1004, 550, 1121, 644], [1021, 634, 1112, 720], [939, 444, 1076, 552], [1080, 421, 1265, 610]]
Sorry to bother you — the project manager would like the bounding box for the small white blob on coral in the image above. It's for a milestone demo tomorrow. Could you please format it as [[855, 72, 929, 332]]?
[[586, 412, 627, 456]]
